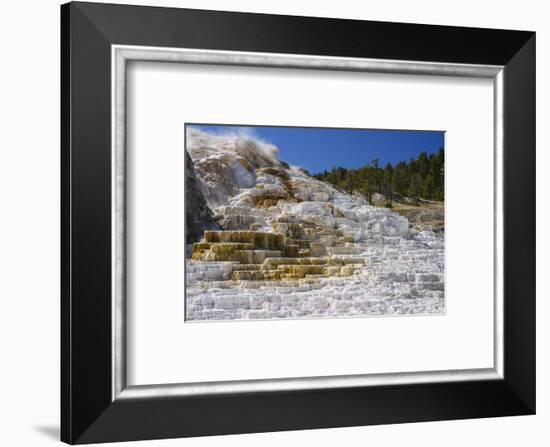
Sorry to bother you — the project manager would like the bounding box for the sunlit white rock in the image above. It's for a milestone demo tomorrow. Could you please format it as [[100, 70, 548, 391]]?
[[185, 128, 444, 321]]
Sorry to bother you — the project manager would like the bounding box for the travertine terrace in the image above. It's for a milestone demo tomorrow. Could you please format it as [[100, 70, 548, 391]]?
[[185, 129, 444, 321]]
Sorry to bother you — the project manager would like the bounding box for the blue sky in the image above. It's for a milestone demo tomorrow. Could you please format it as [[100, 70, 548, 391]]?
[[189, 124, 444, 174]]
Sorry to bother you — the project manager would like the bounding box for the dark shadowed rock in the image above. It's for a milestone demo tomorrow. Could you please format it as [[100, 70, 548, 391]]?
[[186, 150, 220, 245]]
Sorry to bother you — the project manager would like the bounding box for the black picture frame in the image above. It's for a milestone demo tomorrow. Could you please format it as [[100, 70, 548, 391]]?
[[61, 2, 535, 444]]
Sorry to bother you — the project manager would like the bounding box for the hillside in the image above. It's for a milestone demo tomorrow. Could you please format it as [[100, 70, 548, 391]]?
[[363, 193, 444, 233]]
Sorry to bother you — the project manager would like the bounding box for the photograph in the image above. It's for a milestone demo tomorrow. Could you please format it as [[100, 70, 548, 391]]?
[[185, 124, 445, 321]]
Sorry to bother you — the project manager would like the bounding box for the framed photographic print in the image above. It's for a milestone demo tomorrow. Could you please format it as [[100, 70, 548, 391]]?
[[61, 2, 535, 444]]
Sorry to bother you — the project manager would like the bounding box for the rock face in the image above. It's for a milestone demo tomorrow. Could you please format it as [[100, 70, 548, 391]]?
[[185, 128, 444, 321], [185, 150, 220, 246]]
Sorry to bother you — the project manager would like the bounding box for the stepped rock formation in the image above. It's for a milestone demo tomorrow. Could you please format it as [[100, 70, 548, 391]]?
[[185, 128, 444, 321]]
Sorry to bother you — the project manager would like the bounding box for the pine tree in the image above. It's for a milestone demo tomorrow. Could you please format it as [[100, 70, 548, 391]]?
[[359, 176, 374, 205], [409, 173, 422, 205], [383, 163, 394, 207], [423, 174, 436, 200]]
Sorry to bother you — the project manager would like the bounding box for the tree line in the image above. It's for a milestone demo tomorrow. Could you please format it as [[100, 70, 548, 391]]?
[[313, 148, 444, 207]]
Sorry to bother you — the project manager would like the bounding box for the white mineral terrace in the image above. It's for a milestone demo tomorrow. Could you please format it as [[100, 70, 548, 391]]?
[[185, 129, 444, 321]]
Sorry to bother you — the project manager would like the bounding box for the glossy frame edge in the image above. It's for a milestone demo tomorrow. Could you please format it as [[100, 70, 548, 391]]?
[[111, 45, 505, 402]]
